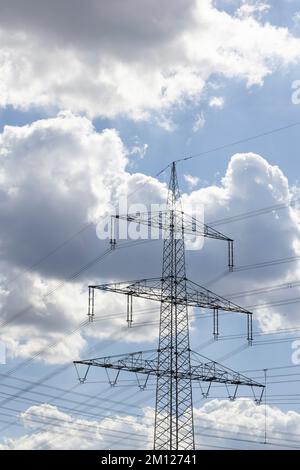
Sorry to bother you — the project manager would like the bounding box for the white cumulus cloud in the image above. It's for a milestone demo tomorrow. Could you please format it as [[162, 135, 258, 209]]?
[[0, 0, 299, 120], [0, 115, 300, 364], [1, 398, 300, 449], [209, 96, 225, 108]]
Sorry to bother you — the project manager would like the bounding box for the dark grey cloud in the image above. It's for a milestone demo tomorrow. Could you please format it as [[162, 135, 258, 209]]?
[[0, 113, 164, 283], [0, 0, 299, 119], [0, 0, 196, 58]]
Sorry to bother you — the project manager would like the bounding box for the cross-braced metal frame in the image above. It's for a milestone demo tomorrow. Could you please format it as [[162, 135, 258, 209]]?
[[74, 162, 264, 450], [153, 162, 194, 449]]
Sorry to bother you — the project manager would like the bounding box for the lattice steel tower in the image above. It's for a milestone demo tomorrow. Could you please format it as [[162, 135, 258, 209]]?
[[74, 162, 264, 450], [154, 162, 194, 449]]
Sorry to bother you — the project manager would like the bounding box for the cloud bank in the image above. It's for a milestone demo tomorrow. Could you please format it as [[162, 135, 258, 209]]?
[[0, 113, 299, 363], [1, 398, 299, 449], [0, 0, 299, 120]]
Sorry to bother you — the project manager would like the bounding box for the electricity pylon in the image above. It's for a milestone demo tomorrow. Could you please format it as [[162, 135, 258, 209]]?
[[74, 162, 264, 450]]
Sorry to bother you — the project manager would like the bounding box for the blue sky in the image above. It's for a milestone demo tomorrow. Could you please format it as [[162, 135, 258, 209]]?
[[0, 0, 300, 450]]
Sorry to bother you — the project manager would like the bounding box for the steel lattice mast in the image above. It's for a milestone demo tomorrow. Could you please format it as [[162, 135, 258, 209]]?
[[154, 162, 194, 449], [74, 162, 264, 450]]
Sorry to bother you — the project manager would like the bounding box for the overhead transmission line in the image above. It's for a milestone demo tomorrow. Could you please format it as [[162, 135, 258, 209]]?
[[6, 118, 300, 289], [2, 120, 300, 447], [173, 120, 300, 165]]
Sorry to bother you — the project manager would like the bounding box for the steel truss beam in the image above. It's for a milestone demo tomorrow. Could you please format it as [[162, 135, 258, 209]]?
[[113, 211, 232, 241], [87, 276, 253, 341], [89, 277, 251, 314], [111, 211, 234, 270], [74, 349, 264, 390]]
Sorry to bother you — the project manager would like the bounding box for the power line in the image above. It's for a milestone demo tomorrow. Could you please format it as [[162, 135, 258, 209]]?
[[233, 254, 300, 272], [0, 237, 156, 330], [1, 391, 299, 450], [3, 161, 171, 290], [174, 120, 300, 164], [0, 316, 168, 434], [224, 279, 300, 300], [5, 118, 300, 295], [1, 120, 300, 448], [208, 198, 299, 228], [1, 356, 300, 448]]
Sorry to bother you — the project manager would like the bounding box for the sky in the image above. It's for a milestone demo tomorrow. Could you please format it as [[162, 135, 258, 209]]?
[[0, 0, 300, 450]]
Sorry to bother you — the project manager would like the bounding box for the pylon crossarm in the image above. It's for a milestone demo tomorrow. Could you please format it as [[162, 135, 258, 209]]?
[[111, 210, 234, 271], [73, 349, 264, 391], [113, 211, 232, 243], [182, 213, 234, 271], [73, 349, 159, 382], [183, 212, 232, 242], [89, 277, 251, 314], [190, 350, 264, 390], [89, 276, 253, 340], [74, 358, 158, 376], [189, 363, 262, 387], [186, 279, 251, 315], [91, 277, 162, 300]]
